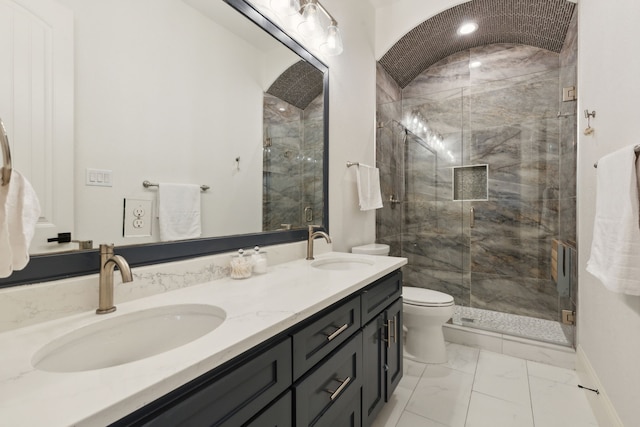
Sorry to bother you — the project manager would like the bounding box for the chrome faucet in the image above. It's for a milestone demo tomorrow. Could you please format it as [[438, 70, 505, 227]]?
[[306, 225, 331, 260], [96, 244, 133, 314]]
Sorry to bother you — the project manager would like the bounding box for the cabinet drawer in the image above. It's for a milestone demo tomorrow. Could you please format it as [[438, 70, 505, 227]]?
[[245, 390, 292, 427], [314, 392, 361, 427], [361, 271, 402, 325], [140, 338, 292, 427], [292, 296, 360, 380], [294, 332, 362, 427]]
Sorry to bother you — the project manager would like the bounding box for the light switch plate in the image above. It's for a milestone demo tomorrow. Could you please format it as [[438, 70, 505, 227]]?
[[86, 168, 113, 187], [123, 198, 153, 237]]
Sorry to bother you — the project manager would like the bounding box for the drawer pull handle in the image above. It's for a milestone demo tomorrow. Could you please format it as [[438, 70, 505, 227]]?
[[385, 318, 394, 348], [326, 323, 349, 341], [326, 376, 351, 401]]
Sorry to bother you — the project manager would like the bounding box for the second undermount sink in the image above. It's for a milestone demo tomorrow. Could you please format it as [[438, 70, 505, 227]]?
[[311, 257, 375, 271], [32, 304, 226, 373]]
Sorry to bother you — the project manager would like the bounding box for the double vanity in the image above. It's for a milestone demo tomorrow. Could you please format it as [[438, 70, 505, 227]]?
[[0, 251, 406, 426]]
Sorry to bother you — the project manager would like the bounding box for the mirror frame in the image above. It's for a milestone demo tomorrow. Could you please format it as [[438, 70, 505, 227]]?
[[0, 0, 329, 289]]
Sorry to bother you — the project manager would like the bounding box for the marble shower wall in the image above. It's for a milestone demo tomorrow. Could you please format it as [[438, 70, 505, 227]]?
[[376, 64, 404, 255], [263, 93, 324, 230], [377, 43, 577, 322]]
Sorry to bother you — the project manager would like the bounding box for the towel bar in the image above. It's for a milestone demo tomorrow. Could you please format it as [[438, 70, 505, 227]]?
[[143, 180, 210, 192], [593, 145, 640, 168], [346, 161, 373, 168], [0, 117, 11, 186]]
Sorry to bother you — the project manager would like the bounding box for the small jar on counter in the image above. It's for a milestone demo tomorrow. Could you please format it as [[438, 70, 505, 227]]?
[[252, 246, 268, 274], [230, 249, 253, 279]]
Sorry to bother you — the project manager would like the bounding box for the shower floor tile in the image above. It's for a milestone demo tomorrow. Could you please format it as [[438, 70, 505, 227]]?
[[451, 305, 572, 347]]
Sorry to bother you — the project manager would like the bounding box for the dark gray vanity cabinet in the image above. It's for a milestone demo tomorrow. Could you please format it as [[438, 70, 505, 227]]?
[[294, 332, 362, 427], [244, 391, 292, 427], [361, 273, 403, 427], [111, 270, 403, 427], [292, 296, 361, 380], [130, 337, 292, 427]]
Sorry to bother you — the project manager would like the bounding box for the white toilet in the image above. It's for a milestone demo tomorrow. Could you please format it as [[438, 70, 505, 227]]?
[[402, 286, 454, 364], [351, 244, 455, 364], [351, 243, 391, 256]]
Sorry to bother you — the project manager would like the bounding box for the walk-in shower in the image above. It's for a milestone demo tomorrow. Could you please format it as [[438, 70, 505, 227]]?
[[375, 3, 578, 347]]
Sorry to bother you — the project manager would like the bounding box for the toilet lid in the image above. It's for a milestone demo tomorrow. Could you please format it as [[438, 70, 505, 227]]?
[[402, 286, 454, 307]]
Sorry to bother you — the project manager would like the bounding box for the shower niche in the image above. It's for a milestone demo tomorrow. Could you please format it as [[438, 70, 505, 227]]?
[[452, 165, 488, 201]]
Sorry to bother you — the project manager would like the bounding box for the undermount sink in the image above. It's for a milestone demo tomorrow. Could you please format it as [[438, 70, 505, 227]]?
[[32, 304, 226, 373], [311, 257, 375, 271]]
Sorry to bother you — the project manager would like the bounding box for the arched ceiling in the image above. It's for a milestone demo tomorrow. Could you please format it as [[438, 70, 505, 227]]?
[[266, 61, 323, 110], [379, 0, 576, 88]]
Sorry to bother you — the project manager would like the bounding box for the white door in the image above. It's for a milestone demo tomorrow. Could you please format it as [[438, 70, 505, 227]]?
[[0, 0, 74, 254]]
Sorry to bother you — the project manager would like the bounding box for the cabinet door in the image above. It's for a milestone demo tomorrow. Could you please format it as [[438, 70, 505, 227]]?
[[362, 313, 385, 427], [294, 332, 362, 427], [385, 298, 403, 400]]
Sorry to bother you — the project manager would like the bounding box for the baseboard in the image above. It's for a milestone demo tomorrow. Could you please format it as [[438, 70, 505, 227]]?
[[575, 345, 624, 427]]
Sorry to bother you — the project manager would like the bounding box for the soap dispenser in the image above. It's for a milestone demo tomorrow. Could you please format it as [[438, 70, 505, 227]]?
[[252, 246, 268, 274]]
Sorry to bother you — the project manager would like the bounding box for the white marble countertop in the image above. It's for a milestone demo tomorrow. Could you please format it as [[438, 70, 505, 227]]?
[[0, 252, 406, 426]]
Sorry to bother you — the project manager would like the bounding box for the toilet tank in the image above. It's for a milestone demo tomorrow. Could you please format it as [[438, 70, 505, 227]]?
[[351, 243, 390, 256]]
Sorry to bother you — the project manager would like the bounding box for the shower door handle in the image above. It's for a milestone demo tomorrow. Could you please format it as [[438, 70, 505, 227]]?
[[470, 207, 475, 228]]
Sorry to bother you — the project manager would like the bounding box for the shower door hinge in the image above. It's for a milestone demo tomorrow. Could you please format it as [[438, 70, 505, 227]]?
[[562, 310, 575, 325], [562, 86, 577, 102]]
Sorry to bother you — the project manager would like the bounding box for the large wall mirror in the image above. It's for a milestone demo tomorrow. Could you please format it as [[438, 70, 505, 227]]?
[[0, 0, 328, 287]]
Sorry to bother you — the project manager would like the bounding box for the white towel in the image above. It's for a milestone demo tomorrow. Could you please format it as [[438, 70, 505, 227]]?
[[0, 168, 41, 278], [586, 145, 640, 295], [356, 164, 383, 211], [158, 183, 201, 242]]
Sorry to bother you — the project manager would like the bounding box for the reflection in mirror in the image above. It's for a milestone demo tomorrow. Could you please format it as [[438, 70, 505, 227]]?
[[263, 61, 324, 231], [0, 0, 328, 288]]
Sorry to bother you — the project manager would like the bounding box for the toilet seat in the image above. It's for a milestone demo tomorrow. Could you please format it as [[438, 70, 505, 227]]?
[[403, 286, 454, 307]]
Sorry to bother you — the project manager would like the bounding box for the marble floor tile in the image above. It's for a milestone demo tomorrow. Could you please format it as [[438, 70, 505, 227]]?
[[472, 351, 530, 405], [443, 342, 480, 374], [526, 360, 579, 385], [371, 344, 598, 427], [396, 411, 449, 427], [405, 365, 474, 427], [529, 376, 599, 427], [371, 382, 415, 427], [403, 358, 428, 388], [465, 391, 534, 427]]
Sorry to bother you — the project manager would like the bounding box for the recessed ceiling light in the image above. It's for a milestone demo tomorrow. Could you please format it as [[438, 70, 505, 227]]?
[[469, 61, 482, 68], [457, 22, 478, 35]]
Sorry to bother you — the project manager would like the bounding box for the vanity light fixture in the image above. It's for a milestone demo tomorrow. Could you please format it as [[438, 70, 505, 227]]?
[[270, 0, 300, 17], [264, 0, 343, 56], [457, 21, 478, 35]]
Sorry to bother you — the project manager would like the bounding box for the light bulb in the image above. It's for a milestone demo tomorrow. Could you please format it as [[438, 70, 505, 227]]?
[[298, 2, 324, 41], [270, 0, 300, 17], [320, 25, 343, 56]]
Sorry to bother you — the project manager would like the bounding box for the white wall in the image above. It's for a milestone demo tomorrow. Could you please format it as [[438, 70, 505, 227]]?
[[577, 0, 640, 425], [288, 0, 378, 252], [58, 0, 269, 245]]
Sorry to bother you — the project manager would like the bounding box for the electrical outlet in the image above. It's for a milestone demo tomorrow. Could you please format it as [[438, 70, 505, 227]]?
[[123, 198, 153, 237]]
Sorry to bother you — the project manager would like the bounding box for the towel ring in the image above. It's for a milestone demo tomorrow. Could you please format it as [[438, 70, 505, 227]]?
[[0, 118, 11, 186]]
